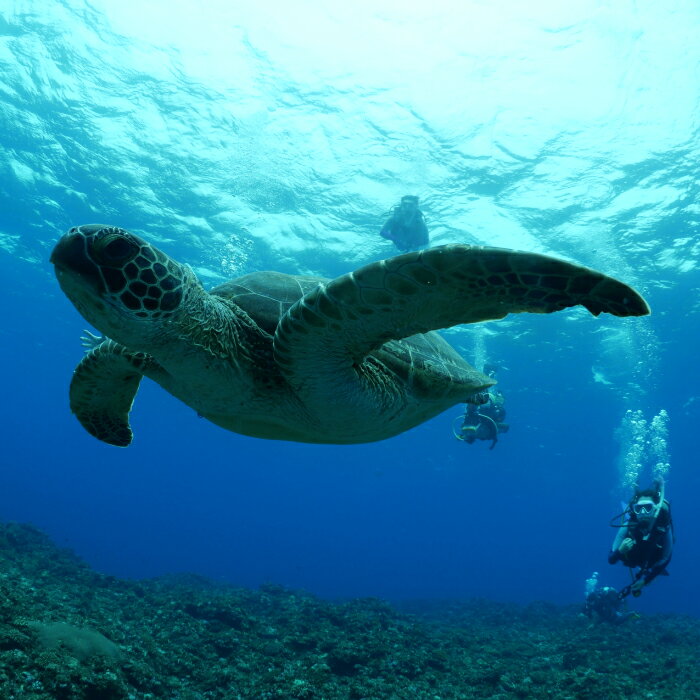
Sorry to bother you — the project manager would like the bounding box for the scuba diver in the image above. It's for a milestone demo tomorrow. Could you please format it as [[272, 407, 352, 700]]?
[[379, 195, 429, 252], [582, 571, 634, 624], [609, 477, 674, 598], [453, 364, 508, 449]]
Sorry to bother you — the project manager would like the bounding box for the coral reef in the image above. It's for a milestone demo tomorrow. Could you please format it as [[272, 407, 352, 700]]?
[[0, 521, 698, 698]]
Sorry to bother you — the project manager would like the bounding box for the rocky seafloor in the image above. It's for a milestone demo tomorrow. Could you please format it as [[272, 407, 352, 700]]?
[[0, 521, 698, 699]]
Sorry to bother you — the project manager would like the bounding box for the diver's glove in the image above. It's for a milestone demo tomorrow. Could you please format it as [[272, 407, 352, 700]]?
[[618, 538, 635, 555], [470, 391, 490, 405], [631, 579, 645, 597]]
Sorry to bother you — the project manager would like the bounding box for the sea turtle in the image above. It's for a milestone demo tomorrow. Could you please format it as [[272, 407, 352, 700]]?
[[50, 224, 649, 447]]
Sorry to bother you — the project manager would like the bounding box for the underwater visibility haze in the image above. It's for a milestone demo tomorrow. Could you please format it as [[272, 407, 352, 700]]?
[[2, 0, 700, 646]]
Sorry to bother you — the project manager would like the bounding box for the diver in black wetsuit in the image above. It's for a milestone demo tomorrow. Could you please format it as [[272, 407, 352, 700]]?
[[584, 585, 633, 624], [456, 390, 509, 449], [609, 478, 674, 598], [379, 195, 429, 252]]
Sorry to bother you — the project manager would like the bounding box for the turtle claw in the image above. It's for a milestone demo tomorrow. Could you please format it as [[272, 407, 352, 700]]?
[[80, 330, 105, 352]]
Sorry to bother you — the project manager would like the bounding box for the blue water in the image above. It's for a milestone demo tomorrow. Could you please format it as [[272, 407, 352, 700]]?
[[1, 0, 699, 619]]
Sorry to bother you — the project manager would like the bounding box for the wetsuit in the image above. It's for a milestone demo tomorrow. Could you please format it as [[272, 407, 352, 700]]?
[[380, 208, 429, 252], [609, 501, 673, 585]]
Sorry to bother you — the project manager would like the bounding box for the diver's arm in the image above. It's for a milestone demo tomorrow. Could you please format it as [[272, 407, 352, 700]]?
[[608, 526, 629, 564], [416, 215, 429, 245], [380, 215, 396, 240]]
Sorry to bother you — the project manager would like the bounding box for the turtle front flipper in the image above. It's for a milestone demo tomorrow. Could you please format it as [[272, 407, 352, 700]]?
[[69, 338, 152, 447], [274, 245, 649, 395]]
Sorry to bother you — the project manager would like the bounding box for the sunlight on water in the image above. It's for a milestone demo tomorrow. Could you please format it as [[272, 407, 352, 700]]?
[[2, 0, 697, 284]]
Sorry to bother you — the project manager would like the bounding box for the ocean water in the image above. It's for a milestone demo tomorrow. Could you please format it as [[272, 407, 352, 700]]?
[[1, 0, 699, 622]]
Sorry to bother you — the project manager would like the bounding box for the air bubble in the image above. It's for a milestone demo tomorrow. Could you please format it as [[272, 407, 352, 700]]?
[[617, 408, 670, 492]]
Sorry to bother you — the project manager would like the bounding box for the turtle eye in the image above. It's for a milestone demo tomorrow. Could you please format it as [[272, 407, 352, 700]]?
[[92, 230, 138, 266]]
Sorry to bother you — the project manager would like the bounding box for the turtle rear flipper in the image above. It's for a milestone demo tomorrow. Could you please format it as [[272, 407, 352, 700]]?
[[274, 245, 649, 396], [69, 339, 151, 446]]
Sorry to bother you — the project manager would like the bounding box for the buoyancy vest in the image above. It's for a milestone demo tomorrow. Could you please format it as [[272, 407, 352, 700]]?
[[621, 500, 673, 570]]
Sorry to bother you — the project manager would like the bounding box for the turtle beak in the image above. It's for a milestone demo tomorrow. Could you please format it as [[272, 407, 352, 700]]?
[[51, 229, 105, 296]]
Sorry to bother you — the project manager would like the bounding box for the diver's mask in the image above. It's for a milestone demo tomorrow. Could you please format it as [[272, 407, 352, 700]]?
[[632, 499, 656, 517]]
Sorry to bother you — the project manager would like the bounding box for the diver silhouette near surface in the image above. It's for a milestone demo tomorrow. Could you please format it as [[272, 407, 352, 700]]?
[[609, 477, 674, 599], [379, 195, 429, 252]]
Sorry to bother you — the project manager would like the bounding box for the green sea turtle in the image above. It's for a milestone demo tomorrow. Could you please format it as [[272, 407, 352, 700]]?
[[50, 225, 649, 447]]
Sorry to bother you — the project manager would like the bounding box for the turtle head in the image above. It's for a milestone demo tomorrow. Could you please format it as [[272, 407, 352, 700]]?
[[51, 225, 197, 347]]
